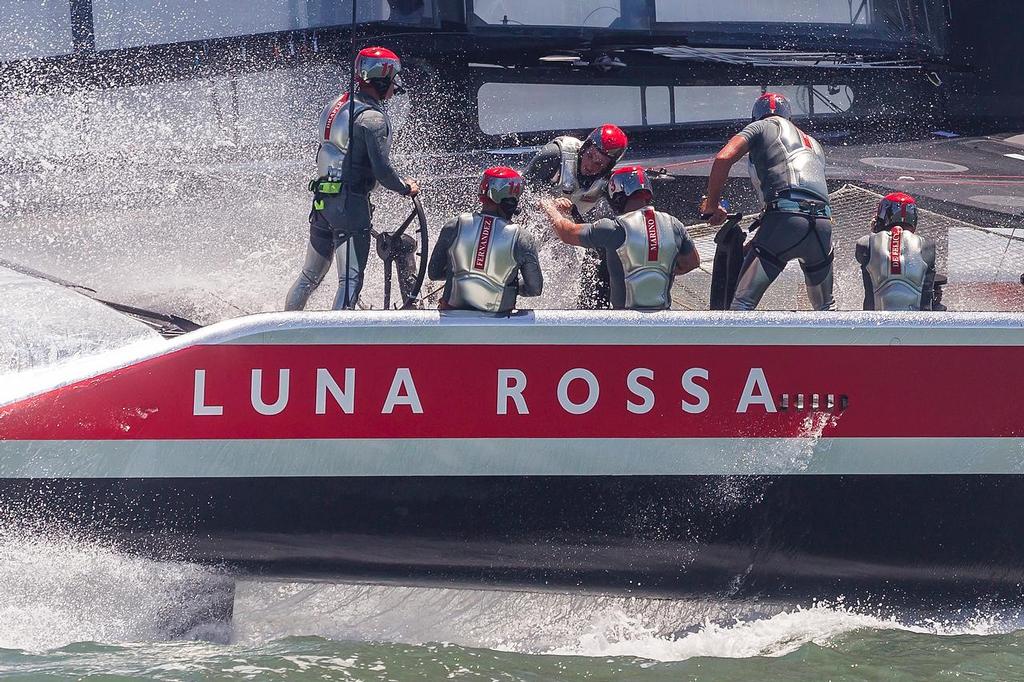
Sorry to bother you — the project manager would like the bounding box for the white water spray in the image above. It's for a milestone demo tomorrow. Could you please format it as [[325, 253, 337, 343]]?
[[0, 532, 232, 652], [231, 581, 1024, 662]]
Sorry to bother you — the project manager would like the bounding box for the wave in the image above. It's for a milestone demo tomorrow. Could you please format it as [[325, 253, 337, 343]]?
[[232, 580, 1024, 662], [1, 533, 1021, 662]]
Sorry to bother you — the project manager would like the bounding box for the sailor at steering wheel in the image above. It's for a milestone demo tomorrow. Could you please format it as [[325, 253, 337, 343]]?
[[285, 47, 419, 311]]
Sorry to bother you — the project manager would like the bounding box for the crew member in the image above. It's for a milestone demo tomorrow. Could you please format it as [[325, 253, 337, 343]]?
[[856, 192, 938, 310], [541, 165, 699, 310], [525, 124, 629, 308], [700, 93, 836, 311], [428, 167, 542, 313], [285, 46, 419, 311]]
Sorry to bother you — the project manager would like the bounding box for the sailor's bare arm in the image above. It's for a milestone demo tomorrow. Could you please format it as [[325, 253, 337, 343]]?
[[673, 248, 701, 276], [542, 199, 587, 247], [701, 134, 749, 225]]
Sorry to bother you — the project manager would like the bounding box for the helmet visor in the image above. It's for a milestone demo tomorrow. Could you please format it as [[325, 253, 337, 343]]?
[[484, 175, 523, 204], [359, 55, 401, 81], [607, 169, 650, 200]]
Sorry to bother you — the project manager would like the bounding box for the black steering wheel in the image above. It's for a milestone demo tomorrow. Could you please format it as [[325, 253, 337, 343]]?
[[372, 195, 429, 310]]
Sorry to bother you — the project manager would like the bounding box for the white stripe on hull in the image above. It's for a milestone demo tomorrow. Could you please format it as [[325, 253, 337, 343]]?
[[2, 437, 1023, 478]]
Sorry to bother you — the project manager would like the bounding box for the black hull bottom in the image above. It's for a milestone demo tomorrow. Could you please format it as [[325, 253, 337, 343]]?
[[3, 475, 1023, 607]]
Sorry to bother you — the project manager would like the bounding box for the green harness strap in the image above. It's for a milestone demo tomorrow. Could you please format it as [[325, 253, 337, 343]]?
[[309, 179, 342, 211]]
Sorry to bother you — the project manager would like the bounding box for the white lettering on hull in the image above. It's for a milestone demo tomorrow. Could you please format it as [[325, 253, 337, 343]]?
[[557, 368, 600, 415], [192, 369, 224, 416], [681, 368, 710, 414], [189, 366, 785, 418], [626, 368, 655, 414], [382, 368, 423, 414], [497, 369, 529, 415], [737, 368, 776, 414], [251, 369, 290, 416], [316, 368, 355, 415]]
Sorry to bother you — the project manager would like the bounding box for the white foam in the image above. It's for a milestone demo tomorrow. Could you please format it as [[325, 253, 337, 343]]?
[[232, 581, 1024, 663], [1, 548, 1020, 661], [546, 600, 1024, 662], [232, 581, 761, 653], [0, 266, 158, 376], [547, 605, 898, 661], [0, 532, 232, 652]]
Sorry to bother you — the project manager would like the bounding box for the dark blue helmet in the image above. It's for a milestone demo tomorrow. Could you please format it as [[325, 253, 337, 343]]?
[[752, 92, 792, 121]]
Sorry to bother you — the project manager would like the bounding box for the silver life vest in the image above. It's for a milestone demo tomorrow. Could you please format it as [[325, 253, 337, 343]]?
[[747, 117, 829, 203], [864, 227, 930, 310], [316, 92, 374, 179], [614, 208, 678, 310], [447, 212, 521, 313], [552, 136, 609, 218]]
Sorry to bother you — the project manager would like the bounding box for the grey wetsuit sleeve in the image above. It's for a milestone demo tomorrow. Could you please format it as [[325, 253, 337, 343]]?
[[736, 119, 769, 146], [360, 110, 410, 195], [854, 237, 874, 310], [672, 217, 695, 256], [921, 239, 937, 310], [854, 237, 870, 266], [428, 220, 458, 281], [514, 229, 543, 297], [577, 218, 624, 250], [524, 142, 561, 188]]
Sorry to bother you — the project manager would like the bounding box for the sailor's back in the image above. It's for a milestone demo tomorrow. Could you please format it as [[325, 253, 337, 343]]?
[[428, 167, 543, 314], [446, 212, 528, 313], [585, 207, 693, 311]]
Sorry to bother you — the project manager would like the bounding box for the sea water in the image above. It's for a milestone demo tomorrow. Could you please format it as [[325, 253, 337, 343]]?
[[1, 533, 1023, 680]]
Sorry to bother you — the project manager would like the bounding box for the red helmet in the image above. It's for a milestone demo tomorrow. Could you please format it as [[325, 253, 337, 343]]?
[[752, 92, 793, 121], [356, 47, 402, 97], [580, 124, 628, 172], [607, 165, 653, 210], [479, 166, 524, 216], [874, 192, 918, 231]]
